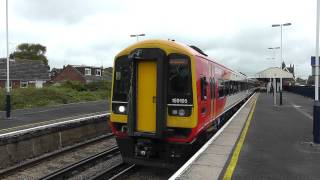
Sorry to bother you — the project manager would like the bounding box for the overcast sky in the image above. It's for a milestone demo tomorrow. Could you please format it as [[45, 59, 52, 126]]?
[[0, 0, 316, 78]]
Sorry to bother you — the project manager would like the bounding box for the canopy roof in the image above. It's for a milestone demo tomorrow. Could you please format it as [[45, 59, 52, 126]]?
[[254, 67, 294, 79]]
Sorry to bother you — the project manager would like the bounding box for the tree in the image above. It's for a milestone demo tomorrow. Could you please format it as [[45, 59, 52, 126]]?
[[10, 43, 48, 65]]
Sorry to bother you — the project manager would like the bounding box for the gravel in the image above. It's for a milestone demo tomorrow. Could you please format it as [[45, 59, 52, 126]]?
[[4, 137, 116, 180]]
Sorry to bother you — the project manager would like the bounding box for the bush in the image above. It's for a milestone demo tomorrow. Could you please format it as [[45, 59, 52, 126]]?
[[0, 80, 111, 110], [59, 81, 87, 91]]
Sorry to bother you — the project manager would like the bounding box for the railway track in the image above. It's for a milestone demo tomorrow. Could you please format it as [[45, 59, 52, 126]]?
[[39, 146, 120, 180], [0, 133, 114, 178], [90, 163, 136, 180]]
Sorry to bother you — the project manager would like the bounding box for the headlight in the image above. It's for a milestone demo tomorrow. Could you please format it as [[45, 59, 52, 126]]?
[[172, 109, 178, 115], [112, 103, 127, 114], [178, 109, 186, 116], [118, 106, 126, 113]]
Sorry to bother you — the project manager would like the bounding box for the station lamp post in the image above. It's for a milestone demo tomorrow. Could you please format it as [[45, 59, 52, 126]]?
[[272, 23, 292, 106], [130, 34, 145, 41], [314, 0, 320, 144], [268, 47, 280, 67], [5, 0, 11, 119]]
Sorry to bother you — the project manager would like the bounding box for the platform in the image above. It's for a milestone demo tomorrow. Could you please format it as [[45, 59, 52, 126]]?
[[0, 100, 108, 134], [172, 92, 320, 180]]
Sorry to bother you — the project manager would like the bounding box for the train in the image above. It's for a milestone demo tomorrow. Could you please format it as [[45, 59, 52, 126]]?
[[109, 39, 256, 168]]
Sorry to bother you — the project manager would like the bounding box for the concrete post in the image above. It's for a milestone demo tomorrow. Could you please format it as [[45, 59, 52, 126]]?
[[280, 78, 283, 105], [273, 78, 276, 106]]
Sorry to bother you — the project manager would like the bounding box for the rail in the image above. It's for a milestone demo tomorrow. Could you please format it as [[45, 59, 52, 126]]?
[[40, 146, 120, 180], [0, 133, 114, 178], [90, 163, 136, 180]]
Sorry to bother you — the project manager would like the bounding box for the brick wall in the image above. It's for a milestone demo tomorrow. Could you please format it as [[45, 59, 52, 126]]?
[[0, 80, 20, 88], [12, 80, 20, 88], [0, 81, 5, 88], [52, 65, 85, 83]]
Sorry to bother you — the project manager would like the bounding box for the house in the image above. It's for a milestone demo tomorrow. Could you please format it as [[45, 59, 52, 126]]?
[[52, 65, 110, 84], [103, 67, 113, 82], [0, 58, 50, 88], [50, 68, 62, 79]]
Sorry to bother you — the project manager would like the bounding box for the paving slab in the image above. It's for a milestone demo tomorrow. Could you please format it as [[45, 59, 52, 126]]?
[[232, 92, 320, 180]]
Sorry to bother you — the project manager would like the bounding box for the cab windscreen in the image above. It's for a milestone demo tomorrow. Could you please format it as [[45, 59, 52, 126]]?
[[167, 54, 193, 105]]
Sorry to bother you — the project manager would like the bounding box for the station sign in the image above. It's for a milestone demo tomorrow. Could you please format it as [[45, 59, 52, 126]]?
[[312, 56, 320, 76], [311, 56, 320, 66]]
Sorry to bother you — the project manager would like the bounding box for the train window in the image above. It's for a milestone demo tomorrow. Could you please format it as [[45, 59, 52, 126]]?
[[230, 81, 234, 94], [200, 77, 208, 100], [167, 54, 193, 104], [224, 81, 230, 96], [218, 79, 224, 97], [112, 56, 131, 102]]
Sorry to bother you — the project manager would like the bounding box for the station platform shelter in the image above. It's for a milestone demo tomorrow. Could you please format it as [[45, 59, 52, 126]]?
[[253, 67, 294, 93]]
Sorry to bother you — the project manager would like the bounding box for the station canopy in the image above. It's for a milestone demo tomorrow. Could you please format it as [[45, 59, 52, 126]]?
[[253, 67, 294, 79]]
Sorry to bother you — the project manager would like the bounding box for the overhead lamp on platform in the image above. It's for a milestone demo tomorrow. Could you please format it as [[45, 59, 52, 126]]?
[[268, 47, 280, 50], [271, 22, 292, 106], [130, 34, 145, 41]]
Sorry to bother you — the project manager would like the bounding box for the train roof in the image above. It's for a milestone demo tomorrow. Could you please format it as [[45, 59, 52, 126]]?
[[116, 39, 204, 57], [116, 39, 247, 79]]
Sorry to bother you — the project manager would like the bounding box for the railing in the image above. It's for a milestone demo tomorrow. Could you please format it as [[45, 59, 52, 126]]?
[[284, 85, 320, 99]]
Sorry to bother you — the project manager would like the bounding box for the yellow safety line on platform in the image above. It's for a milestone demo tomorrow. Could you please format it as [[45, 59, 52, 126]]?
[[223, 96, 257, 180]]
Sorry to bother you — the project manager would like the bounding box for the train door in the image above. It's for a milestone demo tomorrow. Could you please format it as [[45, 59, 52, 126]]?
[[210, 77, 215, 118], [210, 64, 215, 118], [136, 60, 157, 133]]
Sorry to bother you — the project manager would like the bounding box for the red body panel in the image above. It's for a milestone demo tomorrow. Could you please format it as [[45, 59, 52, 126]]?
[[165, 55, 235, 143]]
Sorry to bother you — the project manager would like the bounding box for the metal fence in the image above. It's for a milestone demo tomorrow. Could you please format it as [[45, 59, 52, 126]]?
[[284, 86, 319, 99]]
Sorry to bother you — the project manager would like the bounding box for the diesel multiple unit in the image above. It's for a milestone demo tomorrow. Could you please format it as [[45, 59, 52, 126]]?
[[109, 39, 256, 168]]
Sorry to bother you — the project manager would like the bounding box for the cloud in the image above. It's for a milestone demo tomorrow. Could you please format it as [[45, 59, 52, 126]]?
[[11, 0, 123, 24], [0, 0, 315, 79]]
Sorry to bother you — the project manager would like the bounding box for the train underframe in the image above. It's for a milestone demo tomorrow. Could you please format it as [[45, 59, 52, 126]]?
[[115, 136, 204, 169]]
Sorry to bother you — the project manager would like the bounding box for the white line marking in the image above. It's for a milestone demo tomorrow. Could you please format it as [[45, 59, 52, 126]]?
[[291, 103, 312, 120], [283, 97, 312, 120], [0, 113, 110, 139], [169, 93, 256, 180]]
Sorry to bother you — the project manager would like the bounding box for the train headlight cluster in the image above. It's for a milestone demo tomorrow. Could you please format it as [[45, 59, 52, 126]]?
[[169, 106, 192, 117], [112, 103, 127, 114]]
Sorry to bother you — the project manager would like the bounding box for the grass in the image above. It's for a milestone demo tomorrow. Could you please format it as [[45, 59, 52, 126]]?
[[0, 81, 111, 110]]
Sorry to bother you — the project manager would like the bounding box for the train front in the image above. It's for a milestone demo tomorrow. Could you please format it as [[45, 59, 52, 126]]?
[[109, 40, 198, 168]]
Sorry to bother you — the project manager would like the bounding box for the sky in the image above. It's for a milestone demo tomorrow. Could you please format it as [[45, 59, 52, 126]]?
[[0, 0, 316, 78]]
